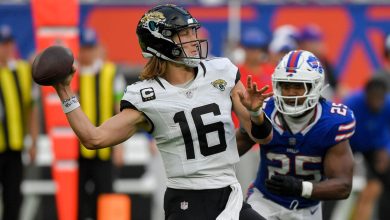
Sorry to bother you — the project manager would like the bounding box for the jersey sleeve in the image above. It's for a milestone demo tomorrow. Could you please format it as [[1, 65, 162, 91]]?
[[120, 82, 155, 133], [204, 57, 239, 85], [224, 58, 240, 85], [327, 107, 356, 147], [120, 83, 142, 112]]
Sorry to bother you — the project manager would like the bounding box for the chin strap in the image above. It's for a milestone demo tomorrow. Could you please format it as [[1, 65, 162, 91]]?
[[277, 112, 294, 135], [182, 57, 201, 67]]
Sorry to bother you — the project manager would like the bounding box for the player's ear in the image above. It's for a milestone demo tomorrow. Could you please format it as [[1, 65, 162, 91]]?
[[71, 65, 76, 74]]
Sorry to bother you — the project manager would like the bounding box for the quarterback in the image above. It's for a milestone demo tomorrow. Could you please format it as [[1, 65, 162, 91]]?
[[51, 4, 273, 220], [237, 50, 355, 220]]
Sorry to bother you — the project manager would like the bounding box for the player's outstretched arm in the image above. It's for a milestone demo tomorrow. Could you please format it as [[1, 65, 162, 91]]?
[[232, 76, 273, 144], [53, 75, 150, 150], [265, 140, 354, 200], [311, 139, 354, 200]]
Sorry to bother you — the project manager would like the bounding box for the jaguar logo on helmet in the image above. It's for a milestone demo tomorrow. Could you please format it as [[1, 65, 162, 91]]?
[[140, 11, 166, 27], [136, 4, 208, 68]]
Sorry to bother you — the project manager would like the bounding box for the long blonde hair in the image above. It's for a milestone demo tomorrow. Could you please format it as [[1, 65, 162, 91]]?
[[139, 57, 168, 80]]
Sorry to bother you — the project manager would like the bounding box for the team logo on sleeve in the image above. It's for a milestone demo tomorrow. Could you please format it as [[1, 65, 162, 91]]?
[[140, 87, 156, 102], [211, 79, 227, 91]]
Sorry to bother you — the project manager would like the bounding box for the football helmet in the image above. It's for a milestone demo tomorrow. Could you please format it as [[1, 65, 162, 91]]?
[[136, 4, 208, 67], [272, 50, 325, 116]]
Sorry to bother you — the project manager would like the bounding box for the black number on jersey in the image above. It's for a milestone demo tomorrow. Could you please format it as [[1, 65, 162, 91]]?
[[173, 103, 227, 160]]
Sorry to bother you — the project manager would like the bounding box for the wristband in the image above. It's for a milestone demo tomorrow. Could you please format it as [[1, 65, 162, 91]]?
[[301, 181, 313, 198], [250, 115, 272, 139], [249, 108, 263, 117], [62, 96, 80, 113]]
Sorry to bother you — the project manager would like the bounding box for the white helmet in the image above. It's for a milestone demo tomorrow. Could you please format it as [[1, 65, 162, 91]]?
[[272, 50, 325, 116]]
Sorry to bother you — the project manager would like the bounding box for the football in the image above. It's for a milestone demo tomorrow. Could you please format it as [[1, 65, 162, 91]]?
[[32, 45, 74, 86]]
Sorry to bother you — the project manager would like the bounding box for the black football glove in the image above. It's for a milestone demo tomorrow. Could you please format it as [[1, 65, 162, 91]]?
[[265, 175, 303, 197]]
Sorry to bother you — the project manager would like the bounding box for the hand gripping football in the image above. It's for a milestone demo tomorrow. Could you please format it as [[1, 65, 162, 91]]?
[[32, 45, 74, 86]]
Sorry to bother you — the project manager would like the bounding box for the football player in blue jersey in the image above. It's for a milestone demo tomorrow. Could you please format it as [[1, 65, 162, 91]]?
[[50, 4, 273, 220], [236, 50, 355, 220]]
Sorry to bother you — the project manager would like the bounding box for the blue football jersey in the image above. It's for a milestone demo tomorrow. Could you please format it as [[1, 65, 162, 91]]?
[[253, 98, 355, 209]]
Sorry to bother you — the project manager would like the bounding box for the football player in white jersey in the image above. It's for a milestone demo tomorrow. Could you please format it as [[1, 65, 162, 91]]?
[[51, 4, 273, 220], [236, 50, 355, 220]]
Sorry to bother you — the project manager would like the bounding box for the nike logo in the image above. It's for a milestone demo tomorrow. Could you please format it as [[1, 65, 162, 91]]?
[[310, 207, 319, 215]]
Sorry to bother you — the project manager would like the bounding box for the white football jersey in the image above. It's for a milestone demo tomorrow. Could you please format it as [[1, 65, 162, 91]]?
[[121, 58, 240, 189]]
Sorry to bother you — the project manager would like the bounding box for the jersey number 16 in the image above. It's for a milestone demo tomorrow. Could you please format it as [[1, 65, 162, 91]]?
[[174, 103, 227, 160]]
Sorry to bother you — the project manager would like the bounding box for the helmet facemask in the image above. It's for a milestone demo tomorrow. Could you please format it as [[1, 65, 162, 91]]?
[[172, 26, 208, 67], [273, 79, 323, 117]]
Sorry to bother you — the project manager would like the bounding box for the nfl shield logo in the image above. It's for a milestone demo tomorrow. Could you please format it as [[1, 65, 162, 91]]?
[[289, 137, 296, 146], [185, 90, 193, 98], [180, 201, 189, 210]]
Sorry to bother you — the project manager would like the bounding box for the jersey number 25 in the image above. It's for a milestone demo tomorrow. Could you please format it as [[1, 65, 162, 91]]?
[[267, 152, 322, 181]]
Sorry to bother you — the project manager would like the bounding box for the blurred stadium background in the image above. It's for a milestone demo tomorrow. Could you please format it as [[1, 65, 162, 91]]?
[[0, 0, 390, 220]]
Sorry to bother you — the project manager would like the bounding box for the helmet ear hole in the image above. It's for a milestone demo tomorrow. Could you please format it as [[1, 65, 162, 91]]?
[[162, 30, 173, 37], [172, 48, 182, 57]]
